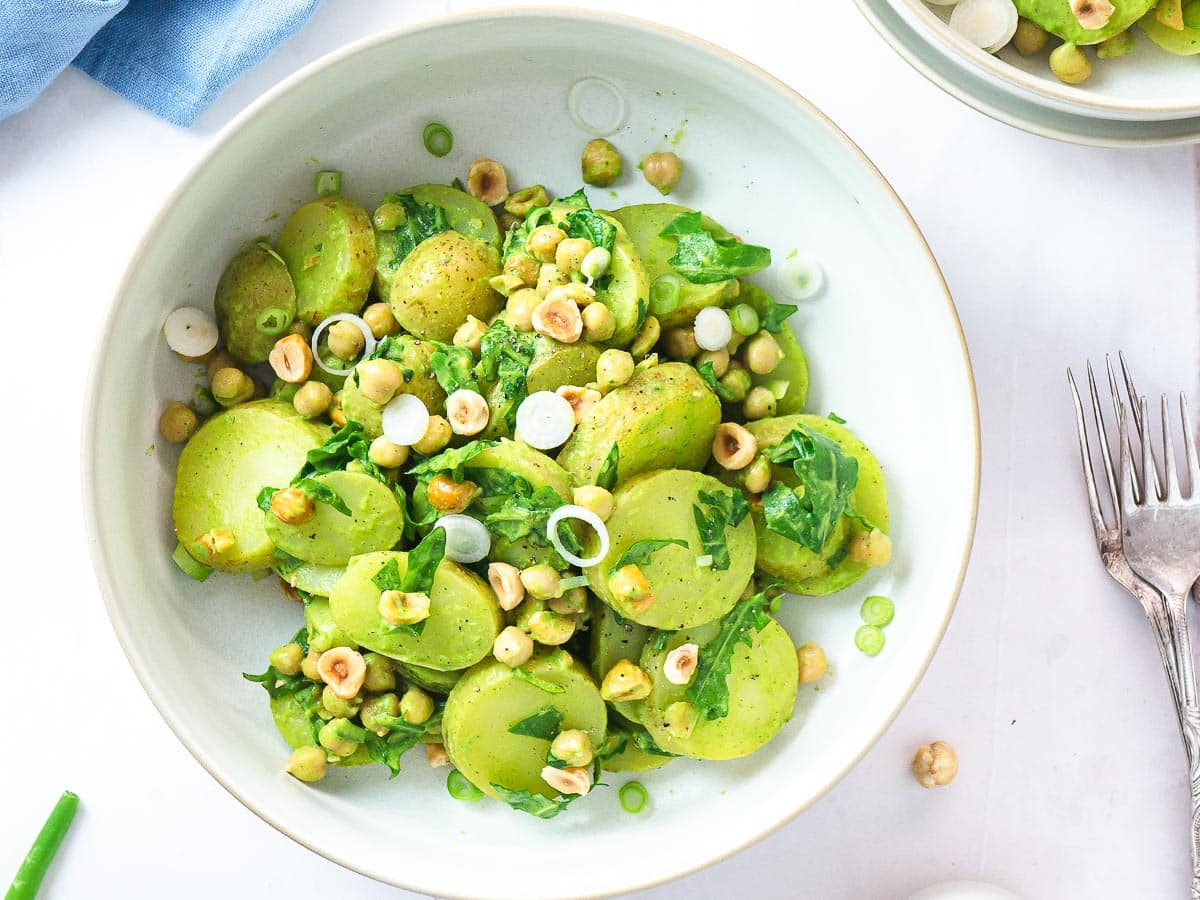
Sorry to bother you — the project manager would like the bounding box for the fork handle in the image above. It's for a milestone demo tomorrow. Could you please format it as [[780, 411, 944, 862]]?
[[1149, 592, 1200, 898]]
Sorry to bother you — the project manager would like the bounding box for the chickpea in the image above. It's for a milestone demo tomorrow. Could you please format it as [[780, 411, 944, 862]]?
[[368, 435, 408, 469], [285, 745, 328, 783], [211, 367, 255, 406], [269, 642, 304, 677], [847, 527, 892, 568], [293, 381, 333, 418], [742, 454, 772, 494], [555, 237, 594, 274], [362, 652, 396, 693], [597, 349, 635, 391], [719, 367, 752, 402], [453, 315, 488, 354], [505, 184, 549, 218], [581, 302, 616, 342], [550, 729, 594, 768], [329, 392, 347, 428], [600, 659, 652, 702], [493, 625, 534, 667], [356, 358, 404, 405], [573, 485, 614, 520], [663, 700, 699, 739], [1012, 18, 1048, 56], [536, 262, 570, 295], [641, 151, 682, 195], [413, 415, 452, 455], [360, 692, 400, 736], [321, 685, 362, 719], [466, 157, 509, 206], [662, 326, 699, 359], [159, 402, 198, 443], [206, 350, 237, 383], [270, 487, 315, 525], [425, 473, 477, 514], [300, 648, 322, 681], [581, 138, 622, 186], [505, 288, 541, 331], [1050, 42, 1091, 85], [529, 609, 576, 646], [527, 225, 567, 263], [372, 201, 404, 232], [797, 641, 828, 684], [327, 320, 365, 361], [400, 686, 435, 725], [549, 586, 587, 615], [743, 331, 782, 375], [532, 297, 584, 343], [520, 564, 563, 601], [695, 349, 730, 379], [912, 740, 958, 788], [629, 315, 661, 360], [504, 252, 540, 287], [712, 422, 758, 471], [743, 385, 777, 421], [318, 719, 360, 757], [268, 333, 313, 384], [545, 282, 596, 307]]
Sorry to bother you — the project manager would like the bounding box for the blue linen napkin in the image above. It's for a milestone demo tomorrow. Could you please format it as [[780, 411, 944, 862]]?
[[1, 0, 323, 126]]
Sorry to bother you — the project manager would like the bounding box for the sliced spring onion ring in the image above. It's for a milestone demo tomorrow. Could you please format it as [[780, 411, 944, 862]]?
[[382, 394, 430, 447], [163, 306, 219, 358], [693, 306, 732, 351], [172, 542, 213, 581], [546, 505, 609, 569], [516, 391, 576, 450], [695, 554, 714, 569], [314, 170, 342, 196], [560, 574, 590, 590], [255, 307, 294, 336], [567, 76, 628, 136], [435, 514, 491, 563], [310, 312, 376, 376], [423, 122, 454, 157], [783, 254, 824, 300], [649, 274, 682, 317]]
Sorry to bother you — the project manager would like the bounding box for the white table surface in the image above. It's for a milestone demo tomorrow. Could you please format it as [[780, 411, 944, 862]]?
[[2, 1, 1196, 897]]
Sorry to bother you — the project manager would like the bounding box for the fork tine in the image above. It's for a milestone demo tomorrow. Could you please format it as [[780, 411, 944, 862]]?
[[1087, 360, 1120, 510], [1069, 368, 1109, 539], [1161, 394, 1183, 502], [1118, 350, 1146, 439], [1108, 356, 1143, 504], [1181, 392, 1200, 499], [1140, 396, 1161, 504], [1119, 399, 1139, 517]]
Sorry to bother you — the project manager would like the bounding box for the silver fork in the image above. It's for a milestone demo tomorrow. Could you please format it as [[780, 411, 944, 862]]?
[[1070, 357, 1200, 899]]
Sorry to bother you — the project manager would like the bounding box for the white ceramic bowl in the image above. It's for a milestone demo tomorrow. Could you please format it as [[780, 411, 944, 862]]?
[[856, 0, 1200, 145], [83, 9, 979, 898]]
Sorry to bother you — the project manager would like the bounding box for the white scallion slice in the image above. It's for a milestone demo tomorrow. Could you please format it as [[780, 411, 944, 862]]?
[[434, 514, 491, 563], [950, 0, 1018, 50], [381, 394, 430, 447], [783, 254, 825, 300], [547, 505, 609, 569], [163, 307, 219, 358], [310, 312, 376, 376], [693, 306, 732, 352], [515, 391, 576, 450], [695, 554, 714, 569], [560, 574, 590, 590]]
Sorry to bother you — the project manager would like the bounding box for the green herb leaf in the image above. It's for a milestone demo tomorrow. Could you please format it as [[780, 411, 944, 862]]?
[[500, 206, 553, 261], [475, 320, 538, 431], [740, 284, 798, 334], [563, 207, 616, 255], [686, 588, 777, 721], [761, 425, 858, 553], [429, 341, 480, 395], [407, 439, 497, 481], [827, 410, 846, 425], [377, 193, 450, 273], [691, 488, 749, 572], [648, 630, 675, 654], [630, 728, 678, 757], [507, 706, 565, 740], [512, 666, 566, 694], [271, 548, 306, 575], [658, 211, 771, 284], [490, 783, 583, 819], [371, 558, 403, 593], [296, 421, 386, 483], [293, 477, 351, 516], [242, 665, 311, 701], [696, 361, 735, 402], [610, 539, 688, 575], [363, 711, 438, 778], [401, 528, 447, 594], [256, 487, 276, 512], [595, 726, 631, 762], [596, 443, 620, 490], [485, 484, 583, 556]]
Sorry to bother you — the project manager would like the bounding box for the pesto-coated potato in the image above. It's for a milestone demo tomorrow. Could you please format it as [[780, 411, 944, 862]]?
[[270, 691, 372, 766], [388, 231, 503, 341], [593, 213, 650, 347], [214, 242, 297, 364], [329, 550, 502, 671], [280, 561, 344, 597], [742, 414, 889, 595], [172, 400, 328, 573], [640, 618, 797, 760], [276, 195, 377, 325], [396, 661, 464, 695], [589, 599, 651, 726], [304, 596, 358, 653], [557, 362, 721, 486], [442, 650, 607, 800], [482, 337, 601, 438], [1015, 0, 1154, 44], [585, 470, 755, 629], [739, 285, 809, 415], [264, 470, 405, 567]]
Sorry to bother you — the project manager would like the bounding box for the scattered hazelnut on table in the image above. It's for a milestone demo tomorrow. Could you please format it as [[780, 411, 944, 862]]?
[[912, 740, 958, 789]]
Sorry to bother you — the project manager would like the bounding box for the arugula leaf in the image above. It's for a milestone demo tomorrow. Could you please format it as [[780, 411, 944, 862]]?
[[485, 485, 583, 556], [512, 666, 566, 694], [658, 211, 771, 284], [475, 320, 538, 431], [242, 665, 311, 701], [402, 528, 446, 594], [407, 439, 497, 481], [686, 588, 777, 721], [271, 548, 306, 575], [610, 539, 688, 575], [692, 488, 749, 572], [293, 477, 351, 516], [740, 284, 798, 334], [631, 728, 678, 758], [490, 783, 584, 819], [696, 361, 735, 402], [507, 706, 564, 740], [595, 726, 630, 762], [371, 558, 403, 593], [562, 206, 616, 255], [429, 341, 480, 395], [596, 443, 620, 490], [297, 421, 385, 483], [500, 206, 554, 262], [378, 193, 450, 273], [363, 712, 436, 778], [761, 426, 859, 553]]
